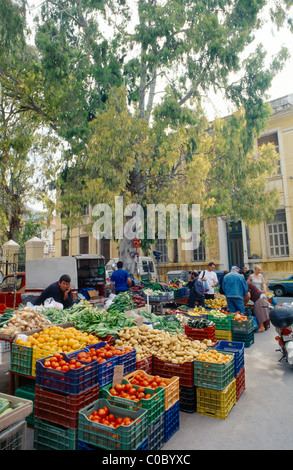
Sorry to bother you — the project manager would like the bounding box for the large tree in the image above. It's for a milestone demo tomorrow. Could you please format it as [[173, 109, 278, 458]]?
[[1, 0, 292, 269]]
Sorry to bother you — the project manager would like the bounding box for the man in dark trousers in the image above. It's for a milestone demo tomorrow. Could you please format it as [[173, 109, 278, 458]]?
[[35, 274, 73, 309], [188, 270, 205, 308]]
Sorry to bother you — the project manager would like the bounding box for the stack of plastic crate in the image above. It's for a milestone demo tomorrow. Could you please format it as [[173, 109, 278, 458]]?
[[152, 355, 196, 413], [208, 311, 233, 341], [231, 316, 254, 348], [33, 353, 100, 450], [194, 351, 236, 419], [123, 370, 180, 447], [100, 378, 165, 450], [0, 340, 10, 365], [215, 340, 245, 401], [78, 398, 148, 451]]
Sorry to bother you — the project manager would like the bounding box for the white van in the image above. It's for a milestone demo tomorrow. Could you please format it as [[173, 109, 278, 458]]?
[[106, 257, 157, 282]]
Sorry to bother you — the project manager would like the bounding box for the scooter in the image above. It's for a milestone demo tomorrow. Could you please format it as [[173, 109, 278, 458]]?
[[269, 304, 293, 366]]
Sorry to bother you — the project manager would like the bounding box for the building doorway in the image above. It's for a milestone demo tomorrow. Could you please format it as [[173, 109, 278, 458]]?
[[227, 221, 244, 268]]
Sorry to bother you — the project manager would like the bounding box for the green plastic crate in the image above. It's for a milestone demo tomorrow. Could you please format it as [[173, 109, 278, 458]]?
[[231, 317, 254, 333], [10, 342, 33, 375], [15, 383, 35, 426], [34, 418, 78, 450], [78, 398, 148, 451], [208, 312, 233, 331], [194, 352, 235, 391], [100, 380, 165, 425]]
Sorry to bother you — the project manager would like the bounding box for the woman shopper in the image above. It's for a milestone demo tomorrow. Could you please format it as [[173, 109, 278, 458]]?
[[247, 264, 267, 292], [246, 282, 270, 332]]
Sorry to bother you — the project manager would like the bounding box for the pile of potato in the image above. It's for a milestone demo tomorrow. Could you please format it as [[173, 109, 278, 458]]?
[[115, 324, 213, 364]]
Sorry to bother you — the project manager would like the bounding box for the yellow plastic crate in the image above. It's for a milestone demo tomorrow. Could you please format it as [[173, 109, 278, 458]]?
[[123, 370, 179, 411], [196, 378, 236, 420], [32, 347, 53, 377], [215, 329, 232, 341]]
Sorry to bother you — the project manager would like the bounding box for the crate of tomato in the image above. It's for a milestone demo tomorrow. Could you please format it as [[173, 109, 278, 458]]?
[[68, 342, 136, 387], [78, 398, 148, 451], [100, 379, 165, 425], [35, 352, 99, 395], [124, 370, 179, 411]]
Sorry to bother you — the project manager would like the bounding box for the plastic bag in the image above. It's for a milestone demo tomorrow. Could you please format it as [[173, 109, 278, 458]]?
[[44, 297, 63, 310]]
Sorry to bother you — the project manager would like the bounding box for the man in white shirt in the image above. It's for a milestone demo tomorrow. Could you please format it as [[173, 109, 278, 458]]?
[[200, 262, 218, 300]]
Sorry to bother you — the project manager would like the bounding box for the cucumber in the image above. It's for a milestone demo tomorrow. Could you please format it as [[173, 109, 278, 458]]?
[[0, 399, 11, 415], [0, 408, 13, 416]]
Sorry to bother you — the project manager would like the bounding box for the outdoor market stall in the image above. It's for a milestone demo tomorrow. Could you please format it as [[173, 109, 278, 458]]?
[[0, 279, 263, 450]]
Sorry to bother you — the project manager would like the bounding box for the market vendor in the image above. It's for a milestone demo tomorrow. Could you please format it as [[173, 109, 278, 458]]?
[[34, 274, 73, 309], [110, 261, 132, 294]]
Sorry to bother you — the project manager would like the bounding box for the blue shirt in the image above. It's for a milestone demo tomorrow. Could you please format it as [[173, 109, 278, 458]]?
[[111, 269, 130, 292], [222, 272, 248, 299]]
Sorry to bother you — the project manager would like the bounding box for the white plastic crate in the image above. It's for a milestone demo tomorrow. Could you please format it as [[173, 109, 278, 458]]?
[[0, 420, 27, 450], [0, 341, 10, 353]]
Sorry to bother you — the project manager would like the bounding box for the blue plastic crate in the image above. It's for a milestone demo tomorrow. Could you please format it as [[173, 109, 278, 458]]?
[[35, 353, 99, 395], [215, 340, 245, 376], [116, 348, 136, 375], [84, 342, 119, 388], [148, 413, 164, 450], [164, 401, 180, 442]]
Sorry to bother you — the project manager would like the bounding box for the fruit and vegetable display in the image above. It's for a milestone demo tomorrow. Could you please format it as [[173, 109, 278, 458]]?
[[87, 405, 134, 428], [42, 344, 133, 370], [115, 324, 213, 363], [107, 292, 134, 313], [205, 297, 227, 309], [0, 307, 52, 336], [130, 293, 146, 308], [15, 325, 100, 354], [187, 318, 214, 329], [234, 313, 249, 322], [196, 349, 233, 364], [0, 397, 23, 417], [108, 382, 161, 401], [127, 371, 167, 389]]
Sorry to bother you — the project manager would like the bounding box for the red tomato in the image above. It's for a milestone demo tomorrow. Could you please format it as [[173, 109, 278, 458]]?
[[145, 394, 152, 399], [137, 386, 145, 393], [125, 383, 132, 391], [108, 414, 115, 422], [62, 365, 69, 372], [128, 387, 136, 395], [97, 408, 107, 418], [115, 417, 123, 425]]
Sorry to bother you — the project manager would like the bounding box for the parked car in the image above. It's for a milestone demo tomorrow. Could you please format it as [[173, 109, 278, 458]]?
[[268, 276, 293, 297]]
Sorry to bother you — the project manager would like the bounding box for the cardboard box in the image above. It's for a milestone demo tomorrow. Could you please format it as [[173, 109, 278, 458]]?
[[88, 290, 98, 300]]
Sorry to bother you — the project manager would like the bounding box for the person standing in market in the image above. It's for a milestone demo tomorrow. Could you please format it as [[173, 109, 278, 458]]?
[[245, 282, 270, 332], [110, 261, 132, 294], [200, 262, 218, 300], [222, 266, 248, 314], [35, 274, 73, 309], [188, 271, 205, 308]]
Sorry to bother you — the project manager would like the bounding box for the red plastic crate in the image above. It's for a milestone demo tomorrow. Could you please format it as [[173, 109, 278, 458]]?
[[153, 356, 193, 387], [136, 355, 153, 375], [184, 324, 215, 342], [235, 366, 245, 401], [34, 384, 99, 429]]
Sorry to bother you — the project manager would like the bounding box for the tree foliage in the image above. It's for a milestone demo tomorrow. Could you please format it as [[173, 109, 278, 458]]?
[[1, 0, 293, 262]]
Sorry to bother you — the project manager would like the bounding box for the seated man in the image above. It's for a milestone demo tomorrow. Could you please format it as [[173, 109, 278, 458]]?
[[35, 274, 73, 309]]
